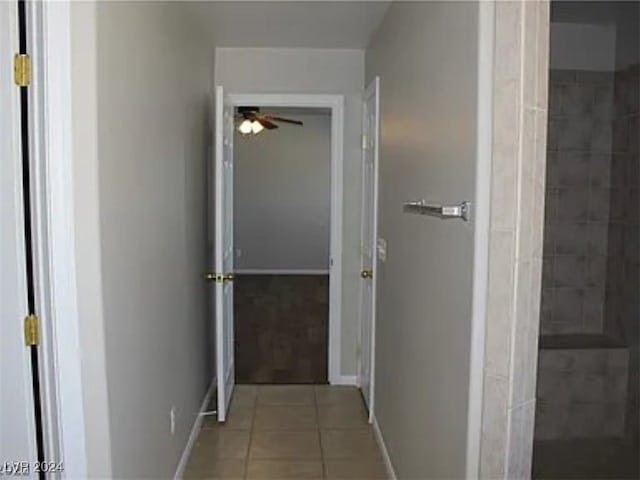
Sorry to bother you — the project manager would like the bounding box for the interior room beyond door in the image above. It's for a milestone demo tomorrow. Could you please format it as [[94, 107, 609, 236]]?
[[233, 106, 332, 384]]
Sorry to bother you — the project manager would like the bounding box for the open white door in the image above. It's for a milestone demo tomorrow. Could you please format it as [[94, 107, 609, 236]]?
[[0, 1, 39, 473], [214, 86, 235, 422], [358, 77, 380, 419]]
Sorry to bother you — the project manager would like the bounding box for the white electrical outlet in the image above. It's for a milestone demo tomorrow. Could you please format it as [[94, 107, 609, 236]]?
[[170, 407, 176, 435]]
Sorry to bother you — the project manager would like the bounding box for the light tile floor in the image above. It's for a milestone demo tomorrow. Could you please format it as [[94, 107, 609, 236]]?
[[184, 385, 386, 480]]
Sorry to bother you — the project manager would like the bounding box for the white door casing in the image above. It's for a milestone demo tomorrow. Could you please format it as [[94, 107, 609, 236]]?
[[0, 1, 39, 474], [358, 77, 380, 419], [214, 86, 236, 422]]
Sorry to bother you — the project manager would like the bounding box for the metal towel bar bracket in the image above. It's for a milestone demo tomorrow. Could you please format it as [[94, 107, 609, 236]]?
[[403, 200, 471, 222]]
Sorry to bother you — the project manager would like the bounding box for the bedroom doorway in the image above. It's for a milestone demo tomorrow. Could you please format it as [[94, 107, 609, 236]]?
[[233, 105, 334, 384], [207, 91, 347, 421]]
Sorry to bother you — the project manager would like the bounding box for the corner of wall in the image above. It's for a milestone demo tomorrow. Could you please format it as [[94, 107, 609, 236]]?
[[69, 1, 113, 476], [480, 1, 550, 478]]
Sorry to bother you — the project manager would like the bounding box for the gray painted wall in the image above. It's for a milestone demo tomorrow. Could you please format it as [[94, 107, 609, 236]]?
[[366, 2, 480, 477], [70, 2, 112, 475], [71, 2, 214, 477], [234, 111, 331, 271]]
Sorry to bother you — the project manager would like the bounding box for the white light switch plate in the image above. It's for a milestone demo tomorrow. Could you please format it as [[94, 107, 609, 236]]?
[[377, 238, 387, 262]]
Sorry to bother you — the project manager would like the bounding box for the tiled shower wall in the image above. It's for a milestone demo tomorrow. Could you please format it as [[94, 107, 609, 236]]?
[[542, 70, 614, 335], [535, 63, 639, 447], [535, 347, 629, 440], [604, 65, 640, 344], [605, 64, 640, 443]]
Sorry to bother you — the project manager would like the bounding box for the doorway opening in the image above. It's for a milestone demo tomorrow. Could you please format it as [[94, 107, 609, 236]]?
[[533, 1, 639, 478], [210, 92, 348, 421], [233, 105, 334, 384], [211, 79, 379, 432]]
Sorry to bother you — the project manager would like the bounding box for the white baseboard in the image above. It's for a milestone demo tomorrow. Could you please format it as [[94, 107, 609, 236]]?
[[174, 380, 216, 480], [331, 375, 358, 386], [373, 416, 397, 480]]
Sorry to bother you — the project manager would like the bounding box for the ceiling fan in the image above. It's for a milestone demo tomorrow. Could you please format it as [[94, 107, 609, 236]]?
[[236, 106, 303, 135]]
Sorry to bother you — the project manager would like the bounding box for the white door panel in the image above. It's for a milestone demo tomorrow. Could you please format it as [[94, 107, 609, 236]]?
[[0, 1, 39, 474], [214, 86, 235, 422], [358, 77, 380, 419]]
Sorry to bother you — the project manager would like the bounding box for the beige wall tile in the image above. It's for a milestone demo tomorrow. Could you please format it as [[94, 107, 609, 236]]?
[[491, 141, 519, 231], [522, 0, 539, 108], [510, 260, 533, 407], [481, 0, 550, 476], [492, 77, 521, 232], [516, 108, 538, 261], [479, 374, 509, 479], [495, 1, 523, 84], [505, 401, 536, 479], [536, 0, 551, 111], [485, 230, 516, 377], [532, 112, 548, 258]]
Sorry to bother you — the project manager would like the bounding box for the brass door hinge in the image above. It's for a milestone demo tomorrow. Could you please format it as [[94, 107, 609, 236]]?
[[24, 314, 39, 346], [13, 53, 31, 87]]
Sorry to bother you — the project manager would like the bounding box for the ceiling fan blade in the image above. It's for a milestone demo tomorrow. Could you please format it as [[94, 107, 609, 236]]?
[[265, 115, 304, 126], [258, 118, 279, 130]]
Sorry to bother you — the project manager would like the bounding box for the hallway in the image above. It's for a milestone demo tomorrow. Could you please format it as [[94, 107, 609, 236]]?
[[184, 385, 386, 479], [3, 1, 547, 478]]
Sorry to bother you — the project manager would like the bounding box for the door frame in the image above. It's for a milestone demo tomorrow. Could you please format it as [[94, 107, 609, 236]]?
[[1, 0, 40, 471], [22, 1, 89, 477], [227, 92, 345, 385]]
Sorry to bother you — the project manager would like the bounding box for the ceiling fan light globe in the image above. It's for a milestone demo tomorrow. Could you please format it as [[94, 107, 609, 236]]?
[[251, 121, 264, 134], [238, 119, 253, 135]]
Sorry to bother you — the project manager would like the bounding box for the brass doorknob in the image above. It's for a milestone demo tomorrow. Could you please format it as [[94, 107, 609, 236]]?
[[361, 270, 373, 279], [203, 272, 217, 281], [223, 273, 235, 282]]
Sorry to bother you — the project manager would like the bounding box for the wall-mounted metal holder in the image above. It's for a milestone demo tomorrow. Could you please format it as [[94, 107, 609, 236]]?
[[403, 200, 471, 222]]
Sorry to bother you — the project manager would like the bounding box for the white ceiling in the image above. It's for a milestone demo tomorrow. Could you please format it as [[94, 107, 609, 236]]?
[[187, 1, 391, 49]]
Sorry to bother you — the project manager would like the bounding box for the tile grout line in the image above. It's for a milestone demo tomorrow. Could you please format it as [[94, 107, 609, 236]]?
[[208, 385, 381, 479], [315, 385, 327, 480], [242, 386, 258, 480]]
